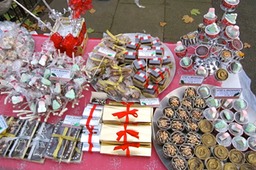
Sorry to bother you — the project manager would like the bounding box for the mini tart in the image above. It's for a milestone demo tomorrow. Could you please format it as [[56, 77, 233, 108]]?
[[213, 145, 229, 161], [215, 68, 229, 81], [157, 116, 171, 130], [202, 133, 216, 147], [163, 142, 178, 158], [156, 129, 170, 145], [223, 163, 237, 170], [199, 119, 213, 133], [163, 107, 175, 119], [229, 149, 245, 164], [245, 151, 256, 167], [184, 87, 197, 98], [168, 96, 180, 110], [205, 157, 222, 170], [221, 50, 232, 59], [188, 157, 204, 170], [194, 145, 211, 160]]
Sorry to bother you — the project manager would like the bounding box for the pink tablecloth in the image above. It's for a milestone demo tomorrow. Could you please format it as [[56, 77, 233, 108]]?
[[0, 35, 220, 170]]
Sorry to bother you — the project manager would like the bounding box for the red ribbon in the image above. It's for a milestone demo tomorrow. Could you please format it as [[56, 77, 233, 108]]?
[[116, 129, 139, 141], [68, 0, 93, 19], [85, 104, 97, 152], [112, 102, 138, 123], [153, 67, 164, 80], [113, 142, 140, 156]]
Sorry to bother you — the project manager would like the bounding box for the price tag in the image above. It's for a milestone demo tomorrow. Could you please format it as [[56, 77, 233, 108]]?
[[0, 115, 8, 134], [50, 68, 71, 81], [63, 115, 82, 129], [98, 47, 116, 59], [138, 49, 156, 59], [140, 98, 160, 107], [213, 88, 242, 99], [180, 75, 204, 85]]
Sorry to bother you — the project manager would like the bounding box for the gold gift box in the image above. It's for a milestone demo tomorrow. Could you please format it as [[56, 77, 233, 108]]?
[[102, 105, 153, 123], [100, 124, 152, 144], [100, 142, 151, 157]]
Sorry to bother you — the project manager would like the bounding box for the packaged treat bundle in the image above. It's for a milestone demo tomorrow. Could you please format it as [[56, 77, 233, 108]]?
[[80, 104, 103, 152], [45, 121, 82, 163], [85, 31, 175, 101], [100, 103, 153, 157]]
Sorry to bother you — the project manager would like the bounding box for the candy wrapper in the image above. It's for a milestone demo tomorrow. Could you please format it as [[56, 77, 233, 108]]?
[[45, 121, 81, 162], [100, 142, 151, 157], [100, 124, 152, 144], [81, 133, 100, 152], [8, 120, 39, 159], [26, 122, 55, 163], [0, 117, 24, 157], [102, 105, 153, 124], [81, 104, 103, 120]]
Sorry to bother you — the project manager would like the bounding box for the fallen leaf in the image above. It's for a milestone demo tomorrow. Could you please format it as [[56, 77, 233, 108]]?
[[89, 8, 96, 14], [87, 28, 95, 34], [244, 42, 251, 48], [159, 22, 167, 27], [182, 15, 194, 24], [191, 9, 200, 16]]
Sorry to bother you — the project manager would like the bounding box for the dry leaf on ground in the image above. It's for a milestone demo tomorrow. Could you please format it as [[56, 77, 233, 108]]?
[[159, 22, 167, 27], [244, 42, 251, 48], [191, 9, 200, 16], [182, 15, 194, 24], [89, 8, 96, 14]]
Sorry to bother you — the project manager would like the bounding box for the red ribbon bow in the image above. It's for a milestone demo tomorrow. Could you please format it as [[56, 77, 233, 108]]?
[[112, 102, 138, 123], [85, 104, 97, 152], [113, 142, 140, 156], [116, 129, 139, 142]]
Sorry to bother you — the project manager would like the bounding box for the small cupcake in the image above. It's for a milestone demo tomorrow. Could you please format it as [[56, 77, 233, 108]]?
[[162, 142, 178, 158], [174, 41, 187, 58], [157, 116, 171, 130], [227, 61, 242, 74], [212, 145, 229, 161], [235, 110, 249, 124], [168, 96, 180, 110], [223, 163, 237, 170], [202, 133, 216, 147], [214, 119, 229, 133], [232, 136, 248, 152], [197, 85, 211, 98], [176, 108, 189, 121], [225, 25, 240, 40], [221, 13, 237, 27], [184, 87, 197, 99], [219, 49, 232, 63], [179, 144, 194, 159], [205, 157, 223, 170], [187, 132, 201, 146], [220, 109, 235, 123], [203, 107, 219, 121], [181, 98, 193, 112], [188, 157, 204, 170], [215, 68, 229, 81], [229, 122, 244, 136], [191, 108, 203, 122], [194, 97, 206, 109], [205, 23, 220, 39], [243, 123, 256, 137], [245, 151, 256, 167], [229, 149, 245, 165], [171, 120, 185, 132], [196, 66, 209, 78], [221, 98, 234, 110], [194, 145, 211, 160], [186, 119, 199, 132], [199, 119, 214, 133], [172, 156, 187, 170], [203, 8, 217, 25], [163, 107, 175, 119], [247, 136, 256, 151], [234, 98, 248, 111], [206, 97, 221, 108], [195, 45, 209, 59], [156, 130, 170, 145], [216, 132, 232, 147], [180, 56, 193, 70], [170, 131, 186, 145]]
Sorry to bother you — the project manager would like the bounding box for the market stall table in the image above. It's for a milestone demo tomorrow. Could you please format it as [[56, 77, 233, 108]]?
[[1, 35, 255, 170]]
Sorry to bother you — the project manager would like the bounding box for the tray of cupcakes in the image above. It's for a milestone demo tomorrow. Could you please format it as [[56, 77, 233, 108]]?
[[153, 85, 256, 170], [85, 32, 176, 101]]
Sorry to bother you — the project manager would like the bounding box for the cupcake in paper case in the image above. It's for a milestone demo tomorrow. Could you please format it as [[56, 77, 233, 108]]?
[[180, 31, 199, 46], [225, 25, 240, 39], [215, 68, 229, 81], [216, 132, 232, 147], [197, 85, 211, 99], [234, 98, 248, 111], [174, 41, 187, 58], [221, 0, 240, 11], [188, 157, 204, 170], [235, 110, 249, 124], [181, 98, 193, 112], [184, 87, 197, 99], [221, 98, 234, 110], [206, 97, 221, 108], [191, 108, 203, 122], [205, 157, 223, 170], [196, 66, 209, 78], [194, 97, 206, 109], [170, 131, 186, 145], [187, 132, 201, 146], [162, 142, 178, 159], [214, 119, 229, 133], [220, 109, 235, 123], [203, 107, 219, 121], [194, 145, 211, 160], [155, 129, 171, 145], [142, 84, 159, 98], [232, 136, 249, 152], [243, 123, 256, 137], [212, 145, 229, 161], [186, 119, 199, 132], [203, 8, 217, 25], [156, 116, 171, 130], [223, 163, 238, 170], [170, 119, 185, 132], [245, 151, 256, 167], [199, 119, 214, 133], [229, 149, 246, 164], [179, 144, 194, 160], [168, 96, 180, 110], [219, 49, 232, 63], [247, 136, 256, 151], [171, 156, 187, 170], [239, 163, 256, 170], [163, 106, 175, 119], [229, 38, 243, 51], [202, 133, 216, 148], [195, 45, 210, 59], [229, 122, 244, 136], [222, 13, 238, 27], [176, 108, 189, 121], [205, 23, 220, 39], [228, 61, 243, 74], [179, 56, 193, 70]]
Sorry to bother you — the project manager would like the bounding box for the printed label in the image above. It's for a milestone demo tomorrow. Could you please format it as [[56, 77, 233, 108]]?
[[98, 47, 116, 59], [63, 115, 82, 129], [50, 68, 71, 81], [138, 50, 156, 59], [213, 88, 242, 99], [180, 75, 204, 85], [140, 98, 160, 107]]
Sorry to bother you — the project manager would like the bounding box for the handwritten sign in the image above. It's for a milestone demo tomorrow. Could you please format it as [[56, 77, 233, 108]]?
[[213, 88, 242, 99], [180, 75, 204, 85], [140, 98, 160, 107]]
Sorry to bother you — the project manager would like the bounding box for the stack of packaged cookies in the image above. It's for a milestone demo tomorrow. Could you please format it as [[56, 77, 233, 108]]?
[[100, 103, 153, 156]]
